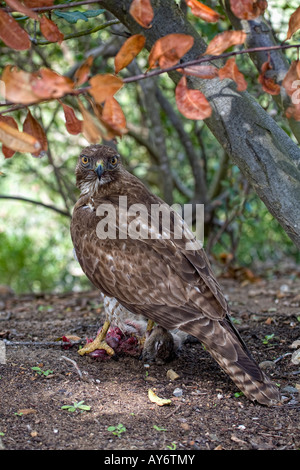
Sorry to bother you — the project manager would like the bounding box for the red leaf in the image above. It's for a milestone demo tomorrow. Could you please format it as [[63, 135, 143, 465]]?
[[218, 58, 247, 91], [23, 0, 54, 6], [0, 10, 31, 51], [185, 0, 221, 22], [5, 0, 38, 19], [230, 0, 268, 20], [149, 34, 194, 69], [258, 56, 280, 95], [175, 76, 212, 120], [115, 34, 146, 74], [39, 15, 64, 44], [60, 101, 82, 135], [23, 109, 48, 157], [129, 0, 154, 28], [205, 30, 246, 55]]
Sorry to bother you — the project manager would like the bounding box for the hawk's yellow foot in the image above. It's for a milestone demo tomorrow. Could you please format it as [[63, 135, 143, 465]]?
[[78, 320, 114, 356]]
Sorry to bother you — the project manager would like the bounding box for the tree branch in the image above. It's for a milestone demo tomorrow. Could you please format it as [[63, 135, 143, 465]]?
[[3, 0, 104, 13], [97, 0, 300, 249], [0, 195, 70, 217], [222, 0, 300, 144]]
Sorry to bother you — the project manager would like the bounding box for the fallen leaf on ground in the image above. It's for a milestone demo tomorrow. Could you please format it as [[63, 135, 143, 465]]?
[[148, 389, 172, 406]]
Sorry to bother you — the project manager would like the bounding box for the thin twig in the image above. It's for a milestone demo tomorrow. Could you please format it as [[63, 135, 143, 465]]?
[[122, 43, 300, 84], [61, 355, 83, 380], [4, 339, 82, 347], [31, 19, 120, 45]]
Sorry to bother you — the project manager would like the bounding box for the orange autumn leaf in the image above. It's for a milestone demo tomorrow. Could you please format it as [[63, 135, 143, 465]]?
[[175, 76, 212, 120], [101, 97, 127, 136], [0, 120, 41, 154], [1, 66, 74, 104], [230, 0, 268, 20], [185, 0, 221, 22], [1, 66, 39, 104], [23, 109, 48, 157], [205, 30, 246, 55], [179, 64, 218, 79], [218, 58, 247, 91], [282, 61, 300, 97], [258, 56, 280, 95], [115, 34, 146, 74], [77, 99, 103, 144], [5, 0, 38, 19], [282, 61, 300, 120], [39, 15, 64, 44], [31, 68, 74, 99], [89, 74, 123, 104], [0, 115, 18, 158], [149, 34, 194, 69], [129, 0, 154, 28], [286, 6, 300, 40], [60, 101, 83, 135], [74, 56, 94, 87], [0, 10, 31, 51]]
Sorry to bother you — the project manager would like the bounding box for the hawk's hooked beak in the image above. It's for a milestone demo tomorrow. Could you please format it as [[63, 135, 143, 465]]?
[[95, 159, 104, 180]]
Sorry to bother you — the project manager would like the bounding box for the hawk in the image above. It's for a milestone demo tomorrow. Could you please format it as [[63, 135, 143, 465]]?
[[70, 144, 280, 406]]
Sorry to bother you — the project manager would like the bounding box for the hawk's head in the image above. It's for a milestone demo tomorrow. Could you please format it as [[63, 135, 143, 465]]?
[[75, 144, 122, 194]]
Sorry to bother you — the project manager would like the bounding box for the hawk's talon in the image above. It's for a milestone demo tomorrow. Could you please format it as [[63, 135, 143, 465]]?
[[78, 339, 115, 356], [78, 319, 114, 356]]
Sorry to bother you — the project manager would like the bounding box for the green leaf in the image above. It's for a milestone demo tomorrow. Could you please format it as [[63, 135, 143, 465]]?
[[78, 405, 91, 411], [54, 9, 105, 24], [84, 9, 106, 18]]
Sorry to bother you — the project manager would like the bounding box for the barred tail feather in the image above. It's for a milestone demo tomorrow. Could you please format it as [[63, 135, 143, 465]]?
[[206, 345, 280, 406], [180, 314, 281, 406]]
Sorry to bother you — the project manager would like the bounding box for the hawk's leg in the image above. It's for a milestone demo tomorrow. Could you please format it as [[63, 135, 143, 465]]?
[[78, 319, 115, 356]]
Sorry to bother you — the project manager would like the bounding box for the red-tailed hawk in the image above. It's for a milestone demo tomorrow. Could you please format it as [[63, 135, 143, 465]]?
[[70, 144, 280, 406]]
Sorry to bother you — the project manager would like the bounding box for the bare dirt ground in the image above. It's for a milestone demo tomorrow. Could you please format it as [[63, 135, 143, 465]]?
[[0, 270, 300, 451]]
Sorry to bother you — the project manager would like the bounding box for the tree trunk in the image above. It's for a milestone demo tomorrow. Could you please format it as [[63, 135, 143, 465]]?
[[101, 0, 300, 249]]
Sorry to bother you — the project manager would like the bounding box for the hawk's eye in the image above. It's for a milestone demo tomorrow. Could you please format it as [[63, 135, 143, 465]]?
[[109, 156, 118, 167], [81, 156, 89, 165]]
